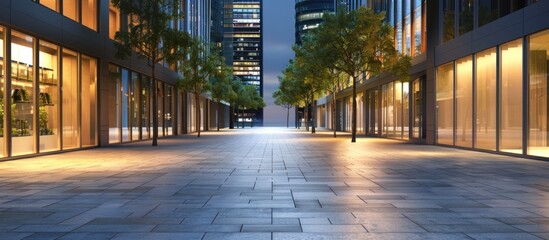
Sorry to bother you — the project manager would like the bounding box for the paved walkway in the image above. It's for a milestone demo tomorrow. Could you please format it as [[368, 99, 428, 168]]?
[[0, 128, 548, 240]]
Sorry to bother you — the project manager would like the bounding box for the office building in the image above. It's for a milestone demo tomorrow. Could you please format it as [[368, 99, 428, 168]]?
[[295, 0, 335, 45], [224, 0, 263, 126], [318, 0, 549, 159], [0, 0, 228, 160]]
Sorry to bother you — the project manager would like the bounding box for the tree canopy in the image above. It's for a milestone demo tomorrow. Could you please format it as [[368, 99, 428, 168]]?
[[111, 0, 190, 146]]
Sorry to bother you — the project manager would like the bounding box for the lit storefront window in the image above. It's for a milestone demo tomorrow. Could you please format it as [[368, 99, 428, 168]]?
[[62, 49, 80, 150], [500, 39, 523, 154], [0, 27, 4, 157], [141, 76, 150, 139], [38, 40, 60, 153], [435, 39, 528, 155], [108, 65, 121, 143], [475, 48, 497, 151], [528, 29, 549, 157], [81, 55, 97, 147], [455, 56, 473, 148], [11, 31, 36, 156], [436, 63, 455, 145], [0, 27, 97, 159]]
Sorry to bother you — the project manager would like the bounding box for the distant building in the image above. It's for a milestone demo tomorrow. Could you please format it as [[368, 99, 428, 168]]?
[[295, 0, 335, 45], [224, 0, 264, 126]]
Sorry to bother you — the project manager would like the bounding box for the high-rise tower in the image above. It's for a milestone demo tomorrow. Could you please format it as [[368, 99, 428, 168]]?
[[224, 0, 263, 126], [295, 0, 335, 45]]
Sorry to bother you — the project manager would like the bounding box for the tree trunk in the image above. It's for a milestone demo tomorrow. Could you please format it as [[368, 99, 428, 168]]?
[[229, 104, 234, 129], [311, 101, 316, 134], [305, 105, 309, 132], [332, 90, 337, 138], [286, 107, 290, 128], [216, 101, 220, 131], [195, 92, 201, 137], [152, 64, 158, 146], [352, 76, 357, 143]]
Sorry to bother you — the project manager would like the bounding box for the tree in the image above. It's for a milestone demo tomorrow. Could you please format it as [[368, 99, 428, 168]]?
[[177, 37, 218, 138], [278, 61, 309, 131], [228, 78, 243, 129], [298, 34, 350, 137], [111, 0, 189, 146], [315, 7, 410, 142], [236, 85, 266, 128], [209, 61, 234, 131], [272, 88, 295, 128], [294, 38, 341, 134]]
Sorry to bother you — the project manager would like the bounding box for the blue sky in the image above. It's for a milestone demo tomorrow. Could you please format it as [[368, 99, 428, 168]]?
[[263, 0, 295, 126]]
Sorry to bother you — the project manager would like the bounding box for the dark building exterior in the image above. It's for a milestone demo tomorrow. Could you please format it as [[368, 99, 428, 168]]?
[[0, 0, 229, 160], [224, 0, 264, 126], [318, 0, 549, 160], [295, 0, 335, 45]]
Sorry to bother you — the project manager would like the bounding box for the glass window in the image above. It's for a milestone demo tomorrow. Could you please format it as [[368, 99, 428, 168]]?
[[528, 29, 549, 157], [404, 1, 412, 56], [81, 55, 97, 147], [475, 48, 497, 150], [413, 0, 424, 56], [165, 85, 173, 136], [455, 56, 473, 147], [121, 69, 130, 142], [39, 40, 60, 153], [141, 76, 150, 139], [459, 0, 473, 35], [500, 39, 523, 153], [443, 0, 455, 42], [412, 78, 423, 139], [395, 81, 403, 139], [0, 27, 5, 157], [109, 1, 121, 39], [62, 49, 80, 150], [82, 0, 97, 30], [63, 0, 79, 22], [108, 65, 120, 143], [157, 81, 164, 136], [357, 93, 364, 133], [437, 62, 454, 145], [403, 81, 410, 140], [395, 0, 403, 53], [40, 0, 60, 12], [479, 0, 526, 27], [11, 31, 36, 156], [369, 89, 378, 135], [131, 72, 140, 141], [479, 0, 498, 27]]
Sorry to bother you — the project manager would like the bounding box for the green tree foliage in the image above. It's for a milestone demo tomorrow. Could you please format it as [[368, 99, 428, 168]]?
[[111, 0, 190, 146], [277, 61, 310, 131], [228, 78, 243, 129], [209, 61, 234, 131], [177, 37, 219, 137], [273, 86, 296, 128], [314, 6, 410, 142], [298, 35, 350, 137], [234, 85, 265, 128]]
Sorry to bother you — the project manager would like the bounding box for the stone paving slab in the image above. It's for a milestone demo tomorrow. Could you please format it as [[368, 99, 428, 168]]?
[[0, 128, 548, 239]]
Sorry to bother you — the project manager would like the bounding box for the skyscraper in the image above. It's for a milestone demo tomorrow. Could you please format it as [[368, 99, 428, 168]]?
[[295, 0, 335, 45], [224, 0, 264, 126]]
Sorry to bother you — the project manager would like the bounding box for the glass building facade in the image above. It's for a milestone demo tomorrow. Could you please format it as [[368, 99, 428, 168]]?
[[319, 0, 549, 160], [0, 1, 228, 160], [0, 27, 98, 158], [295, 0, 335, 45], [225, 0, 263, 125]]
